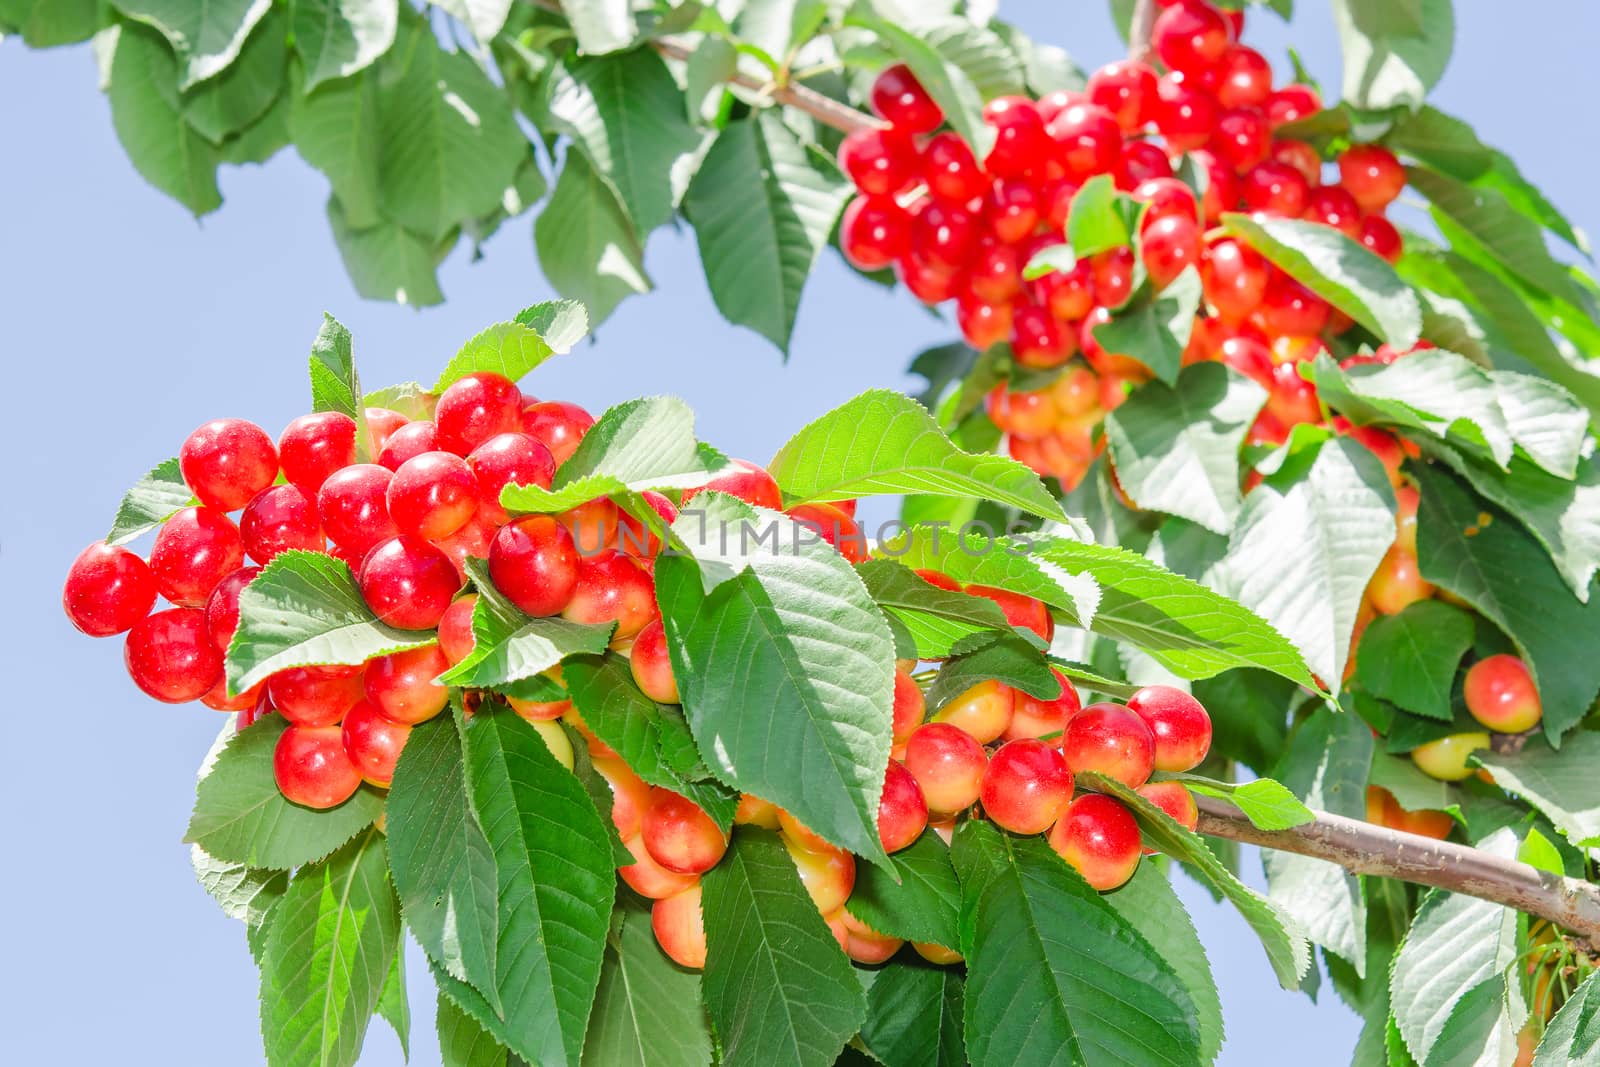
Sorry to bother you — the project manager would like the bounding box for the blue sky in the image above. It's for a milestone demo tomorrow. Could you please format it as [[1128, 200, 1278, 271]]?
[[2, 3, 1595, 1063]]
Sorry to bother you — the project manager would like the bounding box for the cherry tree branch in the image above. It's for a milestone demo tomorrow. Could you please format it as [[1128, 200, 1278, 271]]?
[[1127, 0, 1159, 63], [1195, 794, 1600, 942], [650, 35, 886, 134]]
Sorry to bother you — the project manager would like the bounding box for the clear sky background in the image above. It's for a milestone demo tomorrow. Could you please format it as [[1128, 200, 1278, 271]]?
[[2, 3, 1595, 1064]]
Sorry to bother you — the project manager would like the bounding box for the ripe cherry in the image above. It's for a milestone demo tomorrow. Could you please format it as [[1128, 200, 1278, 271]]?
[[1048, 102, 1123, 180], [1213, 107, 1270, 171], [1005, 667, 1083, 743], [987, 182, 1040, 246], [1136, 780, 1199, 847], [922, 132, 989, 203], [489, 515, 580, 617], [1117, 139, 1174, 189], [1134, 177, 1199, 226], [63, 542, 157, 637], [838, 128, 918, 197], [1153, 0, 1231, 76], [1154, 74, 1217, 152], [267, 664, 366, 727], [387, 451, 479, 541], [1259, 271, 1331, 336], [783, 836, 856, 914], [1265, 84, 1321, 127], [982, 96, 1053, 180], [1190, 148, 1240, 223], [562, 496, 624, 555], [341, 699, 411, 787], [594, 757, 653, 838], [619, 833, 698, 899], [897, 252, 963, 305], [1126, 685, 1212, 772], [124, 607, 224, 703], [1338, 144, 1406, 212], [365, 644, 450, 724], [1241, 160, 1310, 216], [911, 200, 981, 273], [364, 407, 409, 455], [1202, 238, 1269, 322], [958, 295, 1015, 351], [652, 885, 708, 970], [891, 668, 927, 743], [734, 793, 781, 829], [839, 910, 903, 965], [1303, 184, 1362, 239], [1011, 305, 1074, 369], [149, 506, 245, 608], [1063, 703, 1156, 787], [788, 501, 868, 563], [521, 401, 595, 467], [278, 412, 358, 493], [1050, 793, 1142, 890], [1215, 45, 1271, 108], [1032, 260, 1095, 321], [240, 484, 323, 564], [681, 459, 783, 511], [870, 63, 943, 132], [275, 724, 364, 809], [1270, 138, 1323, 183], [1463, 654, 1542, 734], [377, 420, 440, 472], [840, 196, 912, 271], [204, 565, 260, 653], [878, 760, 930, 853], [359, 535, 461, 630], [1090, 247, 1136, 307], [1367, 544, 1433, 615], [966, 584, 1054, 644], [1265, 360, 1322, 427], [933, 678, 1015, 743], [318, 463, 398, 556], [903, 722, 988, 814], [981, 739, 1074, 835], [1087, 59, 1159, 133], [437, 595, 477, 666], [630, 617, 679, 703], [434, 371, 524, 455], [467, 432, 556, 525], [564, 550, 657, 640], [642, 790, 728, 874], [179, 418, 279, 510], [1359, 215, 1403, 263], [1140, 213, 1202, 288]]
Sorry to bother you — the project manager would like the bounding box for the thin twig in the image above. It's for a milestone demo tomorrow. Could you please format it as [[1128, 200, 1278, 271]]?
[[651, 34, 884, 133], [1127, 0, 1158, 63], [1196, 794, 1600, 942]]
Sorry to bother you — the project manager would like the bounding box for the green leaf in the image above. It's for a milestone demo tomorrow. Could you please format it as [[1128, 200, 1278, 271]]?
[[845, 830, 961, 950], [562, 0, 635, 54], [185, 714, 385, 869], [179, 7, 287, 144], [106, 456, 191, 544], [435, 0, 512, 42], [432, 301, 586, 392], [327, 201, 449, 307], [951, 822, 1203, 1067], [535, 151, 652, 326], [1085, 772, 1311, 989], [563, 654, 739, 831], [657, 494, 897, 867], [1368, 750, 1452, 814], [859, 17, 990, 156], [364, 381, 436, 422], [685, 113, 850, 353], [1519, 826, 1565, 876], [926, 632, 1059, 709], [857, 958, 966, 1067], [1213, 435, 1396, 692], [701, 829, 867, 1067], [1175, 775, 1315, 831], [1476, 731, 1600, 848], [1023, 243, 1076, 281], [1104, 363, 1267, 533], [0, 0, 99, 46], [1355, 600, 1474, 720], [923, 16, 1026, 99], [1414, 464, 1600, 743], [1329, 0, 1452, 111], [385, 714, 502, 1011], [306, 311, 372, 462], [191, 843, 288, 932], [1224, 213, 1421, 346], [1103, 864, 1225, 1065], [226, 549, 437, 693], [107, 23, 223, 215], [545, 51, 702, 234], [376, 945, 410, 1058], [769, 388, 1066, 520], [259, 829, 401, 1067], [554, 395, 723, 492], [1192, 668, 1293, 775], [1262, 707, 1373, 971], [456, 706, 616, 1066], [439, 559, 612, 689], [114, 0, 273, 88], [436, 992, 513, 1067], [1091, 270, 1204, 385], [1067, 174, 1130, 257], [583, 899, 713, 1067], [882, 526, 1098, 634], [289, 68, 382, 228], [1533, 969, 1600, 1066], [855, 559, 1014, 660], [290, 0, 396, 91], [1493, 370, 1589, 479]]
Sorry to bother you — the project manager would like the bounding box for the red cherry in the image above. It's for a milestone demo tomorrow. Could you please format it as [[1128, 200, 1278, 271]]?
[[340, 699, 411, 787], [1049, 793, 1141, 890], [1062, 703, 1156, 787], [1463, 654, 1542, 734], [1046, 102, 1122, 181], [179, 418, 279, 510], [839, 128, 919, 197], [957, 295, 1015, 351], [1215, 45, 1271, 109], [1154, 74, 1217, 153], [652, 885, 708, 969], [1188, 148, 1239, 223], [1153, 0, 1232, 76], [840, 196, 912, 271], [437, 595, 477, 666], [1090, 247, 1136, 307], [364, 407, 409, 455], [987, 181, 1040, 245], [278, 412, 358, 493], [564, 550, 657, 639], [787, 501, 869, 564], [240, 484, 322, 564], [1005, 667, 1083, 743], [124, 607, 223, 703], [204, 565, 260, 653], [630, 617, 679, 703], [149, 506, 245, 608], [1035, 89, 1085, 126], [1266, 360, 1322, 426], [1137, 781, 1200, 845], [434, 371, 524, 456], [1240, 160, 1309, 216], [1359, 214, 1403, 263], [562, 497, 624, 555], [488, 515, 580, 617], [922, 131, 989, 203], [365, 644, 450, 725], [967, 237, 1024, 302], [268, 664, 366, 727], [897, 252, 963, 305], [378, 421, 440, 472], [1087, 59, 1159, 133], [1031, 259, 1095, 320], [432, 515, 495, 585], [521, 401, 595, 468], [1339, 144, 1406, 212], [642, 790, 727, 874], [891, 668, 926, 744], [1265, 84, 1321, 128], [965, 583, 1054, 643], [911, 200, 980, 273], [1270, 138, 1323, 183], [318, 463, 398, 556], [1303, 185, 1363, 239], [980, 739, 1074, 835], [63, 542, 157, 637], [387, 451, 479, 541], [1259, 270, 1332, 336], [1202, 238, 1269, 322], [1140, 213, 1202, 289], [1212, 107, 1270, 171], [870, 63, 943, 132], [878, 760, 930, 853], [467, 432, 556, 525], [619, 833, 698, 900], [681, 459, 783, 511], [983, 96, 1053, 179], [274, 724, 363, 809], [903, 722, 988, 815], [1011, 304, 1074, 369], [1117, 140, 1174, 190], [359, 536, 461, 630], [1126, 685, 1213, 772]]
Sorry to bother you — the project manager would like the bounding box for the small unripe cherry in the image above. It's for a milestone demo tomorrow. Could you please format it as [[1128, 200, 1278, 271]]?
[[981, 739, 1074, 834], [629, 618, 678, 703], [1367, 545, 1433, 616], [564, 551, 658, 640], [593, 757, 653, 838], [387, 451, 479, 541], [1049, 793, 1142, 891], [124, 607, 224, 703], [267, 664, 366, 727], [903, 722, 988, 815], [1126, 685, 1212, 772], [1411, 732, 1490, 781], [933, 678, 1015, 744], [619, 833, 698, 899], [642, 790, 728, 874], [318, 463, 398, 556], [378, 421, 440, 472], [63, 542, 158, 637], [965, 584, 1054, 644], [734, 794, 781, 829], [278, 412, 358, 493], [1135, 781, 1199, 854], [240, 484, 323, 564], [1338, 144, 1406, 212], [341, 699, 411, 787], [358, 535, 461, 630], [891, 669, 926, 744], [1005, 667, 1083, 743], [652, 884, 707, 969], [467, 432, 556, 525], [434, 371, 525, 455], [1463, 655, 1542, 734], [274, 723, 363, 809], [1063, 703, 1156, 787], [489, 516, 580, 617], [784, 836, 856, 915], [365, 644, 450, 724], [179, 418, 279, 510], [521, 401, 595, 468], [870, 63, 943, 132], [149, 506, 245, 608], [204, 565, 261, 653], [878, 760, 930, 853]]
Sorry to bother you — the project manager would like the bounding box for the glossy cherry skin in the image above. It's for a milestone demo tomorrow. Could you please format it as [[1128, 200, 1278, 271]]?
[[1087, 59, 1159, 133], [838, 128, 918, 197], [467, 432, 556, 525], [903, 722, 988, 815], [364, 407, 409, 455], [981, 739, 1074, 835], [490, 516, 580, 617], [965, 584, 1054, 644], [149, 506, 245, 608], [274, 724, 363, 809], [1270, 138, 1323, 183], [318, 463, 398, 556], [958, 296, 1014, 351], [63, 542, 158, 636], [341, 699, 411, 787], [630, 617, 679, 703], [870, 63, 943, 132], [1241, 160, 1309, 216], [1063, 703, 1156, 787], [910, 200, 981, 273], [1463, 655, 1542, 733], [1005, 667, 1083, 743], [386, 451, 479, 541], [1049, 793, 1142, 890], [619, 832, 699, 899], [365, 644, 450, 724], [922, 132, 988, 203], [565, 550, 657, 640], [1303, 184, 1363, 239], [1152, 0, 1232, 76], [933, 678, 1015, 744], [1259, 271, 1331, 337], [681, 459, 784, 511], [981, 95, 1053, 180], [788, 501, 869, 564], [986, 184, 1039, 247], [203, 565, 260, 654], [521, 401, 595, 468], [1136, 781, 1200, 847], [1126, 685, 1213, 772], [1265, 84, 1321, 127], [1202, 238, 1269, 322], [1338, 144, 1406, 212], [840, 196, 912, 271], [240, 484, 323, 564], [878, 760, 930, 853], [378, 420, 441, 472], [1154, 74, 1217, 153], [642, 790, 728, 874], [652, 885, 708, 970], [358, 535, 461, 630], [434, 371, 524, 455], [1359, 215, 1403, 263], [267, 663, 367, 727], [891, 668, 927, 744], [593, 757, 653, 838], [1411, 732, 1490, 782], [784, 836, 856, 915], [278, 412, 358, 493], [1141, 213, 1202, 288], [1367, 545, 1433, 615], [1213, 107, 1270, 171], [124, 607, 224, 703], [179, 418, 279, 510], [1048, 102, 1123, 181], [1215, 45, 1271, 108], [436, 595, 478, 666]]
